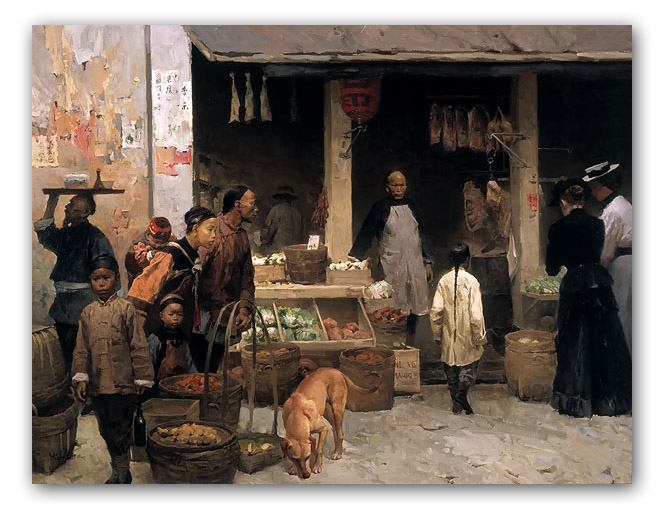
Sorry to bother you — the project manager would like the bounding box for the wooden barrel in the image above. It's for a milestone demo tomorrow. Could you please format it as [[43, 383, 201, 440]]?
[[339, 346, 395, 411], [283, 244, 328, 284], [32, 325, 69, 409], [240, 343, 301, 405], [158, 374, 242, 431], [146, 420, 239, 484], [32, 396, 78, 474], [504, 330, 557, 401]]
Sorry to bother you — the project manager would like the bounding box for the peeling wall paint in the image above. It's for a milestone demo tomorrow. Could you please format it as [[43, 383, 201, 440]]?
[[150, 25, 194, 239], [32, 25, 151, 325]]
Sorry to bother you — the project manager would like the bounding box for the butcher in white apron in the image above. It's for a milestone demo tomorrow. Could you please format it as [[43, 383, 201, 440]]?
[[583, 161, 632, 353], [349, 170, 435, 344], [380, 205, 430, 316]]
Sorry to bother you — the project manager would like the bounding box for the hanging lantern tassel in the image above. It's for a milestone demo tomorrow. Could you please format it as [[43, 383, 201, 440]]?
[[229, 72, 240, 123], [244, 72, 255, 123], [260, 75, 272, 122], [290, 79, 299, 122]]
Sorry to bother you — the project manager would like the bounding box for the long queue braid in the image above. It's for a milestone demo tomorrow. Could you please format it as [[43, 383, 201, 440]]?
[[449, 243, 470, 344], [453, 263, 459, 343]]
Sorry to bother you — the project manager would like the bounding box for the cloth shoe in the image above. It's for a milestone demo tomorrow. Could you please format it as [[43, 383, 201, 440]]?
[[105, 469, 120, 484], [456, 387, 474, 415], [118, 471, 132, 484]]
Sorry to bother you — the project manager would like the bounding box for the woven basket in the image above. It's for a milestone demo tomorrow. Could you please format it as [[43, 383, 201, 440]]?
[[237, 432, 284, 474]]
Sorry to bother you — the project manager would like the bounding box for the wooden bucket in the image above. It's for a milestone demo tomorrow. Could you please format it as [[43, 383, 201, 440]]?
[[146, 420, 239, 484], [504, 330, 557, 401], [240, 343, 301, 405], [158, 374, 242, 431], [32, 396, 78, 474], [339, 346, 395, 411], [284, 244, 328, 284], [32, 326, 69, 409]]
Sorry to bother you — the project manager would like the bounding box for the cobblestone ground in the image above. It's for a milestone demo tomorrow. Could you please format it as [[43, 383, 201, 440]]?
[[32, 384, 631, 485]]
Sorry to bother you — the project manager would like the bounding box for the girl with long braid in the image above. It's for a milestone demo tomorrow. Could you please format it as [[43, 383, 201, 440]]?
[[430, 243, 487, 414]]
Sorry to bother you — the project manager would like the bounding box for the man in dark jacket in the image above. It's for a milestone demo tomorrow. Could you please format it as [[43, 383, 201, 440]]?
[[192, 185, 258, 372], [34, 193, 115, 370], [349, 170, 434, 345]]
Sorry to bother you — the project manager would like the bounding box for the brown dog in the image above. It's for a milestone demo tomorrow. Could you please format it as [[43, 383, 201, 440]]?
[[281, 367, 377, 479], [298, 358, 319, 382]]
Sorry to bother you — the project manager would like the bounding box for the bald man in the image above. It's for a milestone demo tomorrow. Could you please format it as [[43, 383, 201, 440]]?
[[349, 170, 434, 345]]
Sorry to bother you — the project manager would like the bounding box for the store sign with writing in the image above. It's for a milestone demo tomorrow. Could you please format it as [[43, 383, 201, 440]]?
[[307, 235, 320, 250], [527, 193, 539, 212]]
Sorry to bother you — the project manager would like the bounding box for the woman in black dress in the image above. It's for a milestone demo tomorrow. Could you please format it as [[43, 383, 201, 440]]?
[[546, 179, 631, 418]]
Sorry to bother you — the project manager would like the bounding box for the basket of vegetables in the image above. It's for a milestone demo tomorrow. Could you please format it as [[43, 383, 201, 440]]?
[[241, 305, 281, 343], [368, 306, 410, 335], [146, 420, 239, 484], [237, 432, 283, 474], [277, 306, 324, 342], [526, 275, 560, 295], [253, 253, 287, 283]]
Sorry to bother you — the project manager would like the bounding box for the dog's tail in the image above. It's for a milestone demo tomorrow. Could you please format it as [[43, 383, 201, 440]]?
[[341, 372, 381, 394]]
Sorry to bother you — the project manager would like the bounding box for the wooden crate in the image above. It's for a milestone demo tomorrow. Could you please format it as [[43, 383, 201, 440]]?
[[391, 346, 420, 393], [325, 268, 373, 286], [310, 298, 376, 367], [254, 264, 287, 283], [131, 398, 199, 462]]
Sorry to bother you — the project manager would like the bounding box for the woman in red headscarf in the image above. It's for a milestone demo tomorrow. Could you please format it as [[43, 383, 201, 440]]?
[[124, 217, 177, 289]]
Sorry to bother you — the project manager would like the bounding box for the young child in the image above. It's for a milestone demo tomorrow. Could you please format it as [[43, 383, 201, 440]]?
[[124, 216, 176, 289], [71, 254, 154, 484], [429, 243, 487, 415], [147, 293, 195, 386]]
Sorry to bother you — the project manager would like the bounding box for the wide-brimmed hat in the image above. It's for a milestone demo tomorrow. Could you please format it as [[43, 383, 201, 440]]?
[[582, 161, 620, 183], [549, 178, 591, 207], [273, 185, 297, 199]]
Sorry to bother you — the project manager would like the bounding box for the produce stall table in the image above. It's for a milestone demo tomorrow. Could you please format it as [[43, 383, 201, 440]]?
[[521, 291, 559, 317], [247, 283, 376, 369], [255, 283, 366, 300]]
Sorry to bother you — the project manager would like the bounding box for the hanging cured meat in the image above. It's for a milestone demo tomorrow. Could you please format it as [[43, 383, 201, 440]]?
[[429, 102, 442, 145], [442, 106, 456, 152], [468, 106, 489, 153], [260, 75, 272, 122], [244, 72, 255, 123], [463, 180, 488, 232], [486, 109, 500, 153], [455, 107, 470, 149], [496, 106, 516, 145]]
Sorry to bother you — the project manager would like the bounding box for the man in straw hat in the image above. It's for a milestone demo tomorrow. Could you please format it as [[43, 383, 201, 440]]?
[[582, 161, 632, 353], [261, 185, 304, 255]]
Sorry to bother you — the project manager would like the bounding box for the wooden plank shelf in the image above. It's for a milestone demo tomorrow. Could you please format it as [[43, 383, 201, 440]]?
[[42, 188, 125, 195], [255, 283, 366, 300]]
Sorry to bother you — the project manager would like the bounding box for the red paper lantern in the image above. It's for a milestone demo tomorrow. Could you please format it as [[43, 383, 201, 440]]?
[[338, 78, 381, 125]]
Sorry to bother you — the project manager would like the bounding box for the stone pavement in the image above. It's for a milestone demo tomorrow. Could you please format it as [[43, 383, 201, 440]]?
[[32, 384, 631, 485]]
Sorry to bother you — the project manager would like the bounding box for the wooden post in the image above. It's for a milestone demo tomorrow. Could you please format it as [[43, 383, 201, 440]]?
[[323, 81, 353, 262], [510, 74, 541, 328]]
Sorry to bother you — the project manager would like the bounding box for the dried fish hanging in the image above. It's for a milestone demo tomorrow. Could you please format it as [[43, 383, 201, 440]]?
[[244, 72, 256, 123], [429, 102, 442, 145], [229, 72, 240, 123], [290, 79, 300, 122], [260, 75, 272, 122]]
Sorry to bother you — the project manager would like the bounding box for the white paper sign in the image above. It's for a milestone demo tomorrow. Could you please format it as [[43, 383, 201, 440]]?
[[307, 235, 320, 250]]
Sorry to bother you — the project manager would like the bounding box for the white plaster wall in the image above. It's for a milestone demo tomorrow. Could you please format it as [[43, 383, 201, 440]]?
[[150, 25, 194, 239]]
